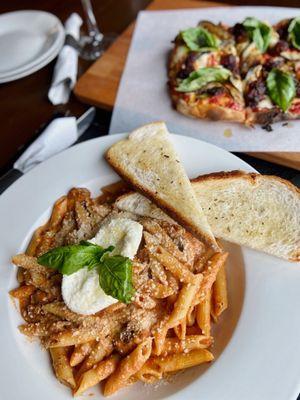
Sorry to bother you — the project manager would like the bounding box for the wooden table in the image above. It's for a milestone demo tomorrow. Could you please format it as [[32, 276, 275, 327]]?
[[0, 0, 150, 173], [0, 0, 299, 174]]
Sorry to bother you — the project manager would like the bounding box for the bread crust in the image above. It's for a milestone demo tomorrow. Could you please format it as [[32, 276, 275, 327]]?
[[106, 150, 219, 251], [191, 170, 300, 196], [191, 170, 300, 261]]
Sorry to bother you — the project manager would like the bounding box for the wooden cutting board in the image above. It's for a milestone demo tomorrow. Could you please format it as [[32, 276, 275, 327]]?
[[74, 0, 300, 170]]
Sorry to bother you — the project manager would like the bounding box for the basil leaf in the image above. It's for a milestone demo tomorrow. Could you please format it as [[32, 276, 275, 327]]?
[[181, 27, 220, 51], [98, 254, 134, 304], [176, 67, 231, 92], [80, 240, 115, 254], [38, 244, 113, 275], [243, 17, 272, 53], [38, 242, 135, 304], [266, 68, 296, 112], [288, 17, 300, 50]]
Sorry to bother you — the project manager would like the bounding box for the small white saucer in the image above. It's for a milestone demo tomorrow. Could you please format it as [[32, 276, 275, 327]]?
[[0, 10, 65, 83]]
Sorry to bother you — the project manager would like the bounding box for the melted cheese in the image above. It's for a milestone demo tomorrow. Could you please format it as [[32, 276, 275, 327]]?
[[194, 52, 217, 69], [243, 65, 263, 91], [90, 218, 143, 258], [269, 29, 279, 47], [230, 75, 243, 92], [242, 42, 259, 59], [257, 96, 274, 110], [62, 217, 143, 315], [173, 45, 189, 64]]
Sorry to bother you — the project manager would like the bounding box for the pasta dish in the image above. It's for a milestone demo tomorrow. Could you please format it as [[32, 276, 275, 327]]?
[[10, 183, 228, 397]]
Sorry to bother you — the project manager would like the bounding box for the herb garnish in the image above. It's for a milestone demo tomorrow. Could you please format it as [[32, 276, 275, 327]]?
[[180, 26, 220, 52], [176, 67, 231, 92], [38, 242, 134, 304], [288, 17, 300, 50], [243, 17, 272, 53], [266, 68, 296, 112]]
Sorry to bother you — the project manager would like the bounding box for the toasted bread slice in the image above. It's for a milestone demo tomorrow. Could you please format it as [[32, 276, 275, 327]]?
[[192, 171, 300, 261], [115, 171, 300, 262], [106, 122, 219, 250]]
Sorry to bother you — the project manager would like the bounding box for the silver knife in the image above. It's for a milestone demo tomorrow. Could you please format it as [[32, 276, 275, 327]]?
[[0, 107, 96, 195]]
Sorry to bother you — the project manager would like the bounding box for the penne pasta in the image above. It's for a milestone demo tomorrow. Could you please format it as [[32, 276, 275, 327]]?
[[151, 244, 196, 283], [26, 226, 46, 257], [74, 355, 119, 396], [135, 358, 163, 383], [186, 306, 196, 327], [196, 289, 212, 337], [20, 320, 71, 338], [44, 327, 100, 348], [70, 342, 94, 367], [26, 196, 68, 256], [167, 275, 202, 330], [104, 338, 152, 396], [140, 280, 176, 299], [142, 219, 187, 264], [50, 347, 75, 389], [122, 375, 139, 388], [210, 294, 219, 323], [11, 254, 51, 274], [100, 180, 128, 195], [77, 337, 114, 376], [9, 284, 35, 299], [153, 321, 169, 357], [149, 258, 168, 285], [138, 348, 214, 382], [174, 318, 186, 340], [43, 301, 87, 323], [154, 275, 202, 355], [212, 261, 228, 317], [155, 348, 214, 373], [17, 267, 25, 283], [186, 325, 203, 336], [155, 335, 213, 357], [193, 252, 228, 307]]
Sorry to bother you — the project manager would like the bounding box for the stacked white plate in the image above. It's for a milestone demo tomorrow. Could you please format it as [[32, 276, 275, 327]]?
[[0, 10, 65, 83]]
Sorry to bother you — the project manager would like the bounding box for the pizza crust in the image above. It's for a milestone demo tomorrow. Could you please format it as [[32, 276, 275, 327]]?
[[245, 108, 300, 125], [175, 96, 246, 123]]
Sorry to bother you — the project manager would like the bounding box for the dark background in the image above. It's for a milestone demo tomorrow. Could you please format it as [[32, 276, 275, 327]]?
[[0, 0, 299, 186]]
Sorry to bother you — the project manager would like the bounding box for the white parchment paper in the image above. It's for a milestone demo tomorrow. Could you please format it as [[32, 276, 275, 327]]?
[[109, 6, 300, 151]]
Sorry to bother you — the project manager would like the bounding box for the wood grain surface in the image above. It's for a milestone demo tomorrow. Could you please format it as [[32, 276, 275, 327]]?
[[74, 0, 300, 170], [0, 0, 151, 173]]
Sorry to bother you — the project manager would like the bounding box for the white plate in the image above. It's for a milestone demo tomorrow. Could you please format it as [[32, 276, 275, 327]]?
[[0, 10, 64, 83], [0, 134, 299, 400]]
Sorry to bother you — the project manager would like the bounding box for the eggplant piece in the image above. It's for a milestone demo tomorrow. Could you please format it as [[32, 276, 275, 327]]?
[[198, 20, 232, 40], [196, 82, 228, 96], [273, 18, 292, 40], [225, 82, 244, 105], [196, 81, 244, 106]]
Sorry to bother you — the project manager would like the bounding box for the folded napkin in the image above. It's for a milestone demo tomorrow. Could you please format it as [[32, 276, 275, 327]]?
[[14, 117, 78, 173], [48, 13, 83, 105]]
